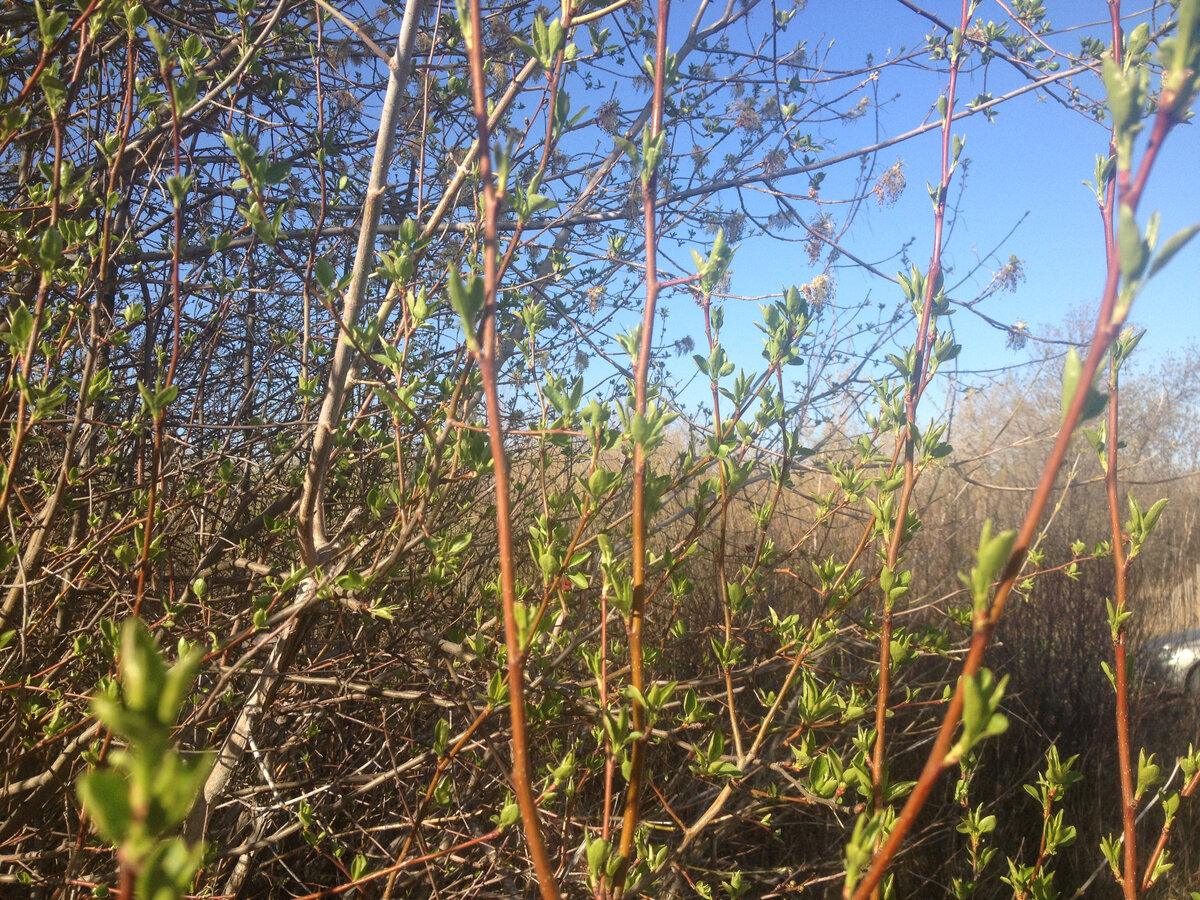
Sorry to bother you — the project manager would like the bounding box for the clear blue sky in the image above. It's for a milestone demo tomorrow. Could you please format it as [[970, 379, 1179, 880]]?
[[716, 1, 1200, 382]]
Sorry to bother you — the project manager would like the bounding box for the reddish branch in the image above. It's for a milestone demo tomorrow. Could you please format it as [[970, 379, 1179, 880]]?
[[463, 1, 561, 896], [868, 0, 970, 862], [1102, 8, 1139, 897], [612, 2, 670, 891]]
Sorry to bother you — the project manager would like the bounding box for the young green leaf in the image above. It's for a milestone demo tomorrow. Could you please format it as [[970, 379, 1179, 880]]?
[[447, 266, 484, 352]]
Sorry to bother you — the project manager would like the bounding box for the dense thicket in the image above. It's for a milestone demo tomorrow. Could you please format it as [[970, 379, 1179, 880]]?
[[1, 1, 1199, 897]]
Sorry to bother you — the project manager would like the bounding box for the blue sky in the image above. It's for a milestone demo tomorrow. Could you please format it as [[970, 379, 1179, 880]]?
[[714, 1, 1200, 383]]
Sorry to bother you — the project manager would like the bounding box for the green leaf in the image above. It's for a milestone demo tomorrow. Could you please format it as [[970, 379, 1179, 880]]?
[[314, 258, 336, 290], [156, 645, 203, 726], [165, 174, 193, 208], [137, 837, 206, 900], [1060, 348, 1108, 423], [1160, 0, 1200, 100], [447, 266, 484, 351], [692, 228, 735, 296], [726, 581, 745, 611], [639, 124, 667, 182], [1106, 598, 1133, 640], [522, 187, 556, 219], [138, 381, 179, 417], [613, 134, 639, 165], [367, 602, 395, 621], [1140, 497, 1169, 541], [530, 14, 565, 68], [486, 669, 508, 707], [946, 669, 1009, 764], [1146, 848, 1173, 887], [586, 837, 610, 881], [1135, 749, 1161, 799], [1111, 327, 1144, 372], [146, 24, 171, 60], [39, 226, 64, 270], [551, 90, 586, 139], [1148, 223, 1200, 280], [264, 160, 291, 185], [1117, 205, 1149, 280], [35, 0, 69, 49], [498, 800, 521, 829], [7, 302, 33, 350], [77, 770, 132, 843], [1060, 349, 1082, 421], [1101, 659, 1116, 691], [969, 520, 1016, 612], [1101, 57, 1134, 135], [120, 619, 168, 717], [1101, 834, 1122, 877], [151, 752, 214, 827]]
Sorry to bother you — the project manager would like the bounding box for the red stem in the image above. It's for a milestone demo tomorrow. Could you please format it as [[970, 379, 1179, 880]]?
[[613, 0, 670, 888], [869, 0, 968, 846], [464, 2, 560, 896], [1106, 358, 1137, 900]]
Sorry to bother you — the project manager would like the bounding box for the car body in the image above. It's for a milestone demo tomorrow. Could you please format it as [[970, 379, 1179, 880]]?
[[1139, 627, 1200, 695]]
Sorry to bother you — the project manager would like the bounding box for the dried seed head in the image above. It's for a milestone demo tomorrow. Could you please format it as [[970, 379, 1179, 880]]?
[[587, 286, 605, 314], [597, 100, 621, 136], [805, 214, 834, 264], [995, 255, 1026, 293], [874, 159, 906, 206], [732, 99, 762, 134], [763, 147, 787, 177], [1006, 320, 1029, 351], [804, 274, 834, 309]]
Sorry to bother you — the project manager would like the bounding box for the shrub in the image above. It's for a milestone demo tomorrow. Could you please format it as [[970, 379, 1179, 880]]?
[[0, 1, 1198, 898]]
